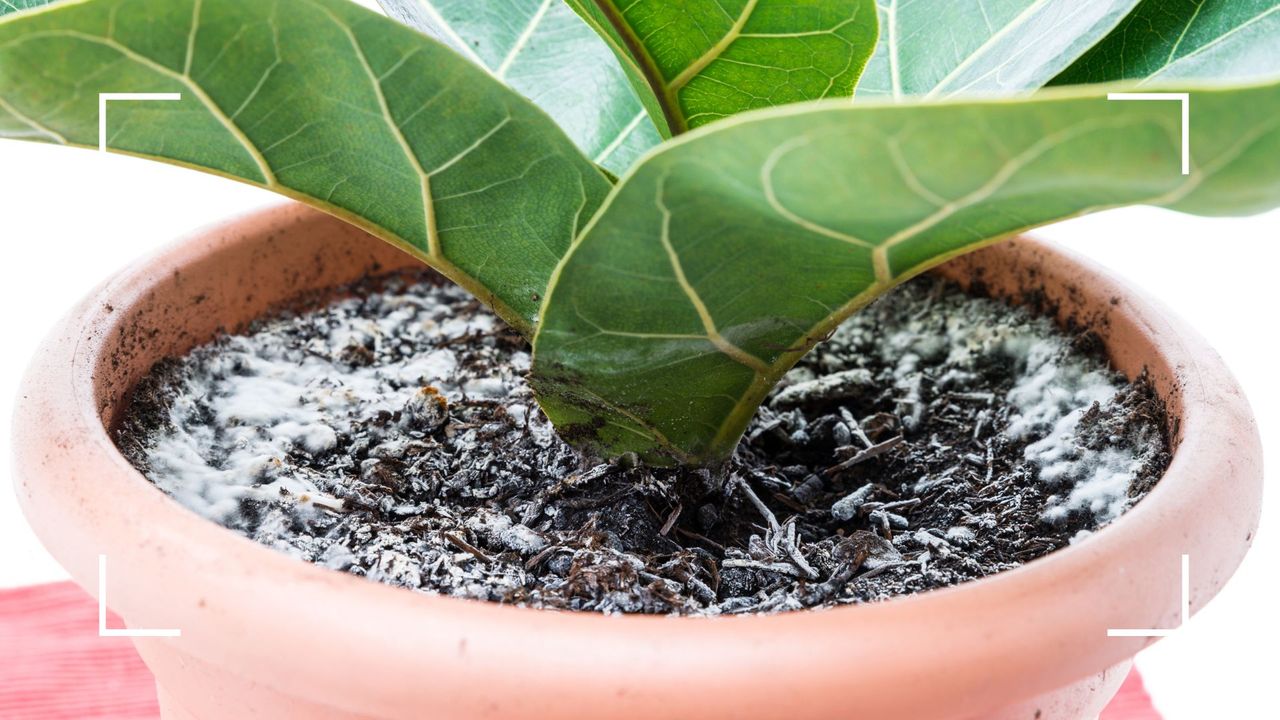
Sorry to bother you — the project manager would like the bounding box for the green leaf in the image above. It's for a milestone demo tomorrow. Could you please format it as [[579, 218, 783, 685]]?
[[0, 0, 612, 333], [376, 0, 660, 174], [562, 0, 879, 134], [1053, 0, 1280, 86], [533, 79, 1280, 465], [856, 0, 1142, 99]]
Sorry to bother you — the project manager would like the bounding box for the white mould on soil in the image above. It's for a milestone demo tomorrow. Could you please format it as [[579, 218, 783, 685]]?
[[117, 274, 1168, 614]]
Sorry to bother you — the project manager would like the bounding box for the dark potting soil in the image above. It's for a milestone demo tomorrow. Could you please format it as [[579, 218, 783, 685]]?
[[115, 271, 1170, 615]]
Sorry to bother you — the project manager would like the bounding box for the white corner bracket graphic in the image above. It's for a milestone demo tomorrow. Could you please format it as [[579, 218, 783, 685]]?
[[98, 554, 181, 638], [98, 92, 182, 152], [1106, 92, 1191, 175], [1107, 554, 1190, 638]]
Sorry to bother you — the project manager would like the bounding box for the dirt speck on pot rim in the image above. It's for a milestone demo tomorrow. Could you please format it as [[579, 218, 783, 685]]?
[[115, 270, 1170, 615]]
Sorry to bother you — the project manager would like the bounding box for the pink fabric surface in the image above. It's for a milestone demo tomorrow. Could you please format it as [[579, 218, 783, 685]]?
[[0, 582, 157, 719], [1, 582, 1162, 719], [1100, 669, 1163, 720]]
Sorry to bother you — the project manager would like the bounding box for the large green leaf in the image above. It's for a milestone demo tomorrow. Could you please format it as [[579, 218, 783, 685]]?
[[1053, 0, 1280, 86], [533, 79, 1280, 464], [377, 0, 660, 174], [0, 0, 611, 333], [562, 0, 879, 134], [856, 0, 1141, 99]]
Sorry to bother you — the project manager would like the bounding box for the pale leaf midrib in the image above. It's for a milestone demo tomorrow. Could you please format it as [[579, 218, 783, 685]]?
[[925, 0, 1055, 98], [1149, 5, 1280, 81], [1164, 0, 1207, 67], [593, 108, 647, 163], [885, 0, 902, 99], [183, 0, 201, 76], [15, 2, 532, 333], [5, 28, 278, 185], [655, 174, 769, 374], [495, 0, 552, 80], [308, 0, 442, 257], [306, 0, 537, 333], [667, 0, 759, 93], [402, 0, 651, 173]]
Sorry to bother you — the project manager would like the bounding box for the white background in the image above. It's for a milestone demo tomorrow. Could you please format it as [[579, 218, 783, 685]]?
[[1, 2, 1276, 716]]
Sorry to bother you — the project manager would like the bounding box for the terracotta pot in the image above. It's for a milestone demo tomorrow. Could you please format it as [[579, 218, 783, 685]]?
[[13, 203, 1262, 720]]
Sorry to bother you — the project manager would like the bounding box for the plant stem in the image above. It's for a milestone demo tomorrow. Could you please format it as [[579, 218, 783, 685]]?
[[590, 0, 687, 135]]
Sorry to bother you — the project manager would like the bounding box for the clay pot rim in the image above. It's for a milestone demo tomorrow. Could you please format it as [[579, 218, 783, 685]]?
[[14, 202, 1261, 719]]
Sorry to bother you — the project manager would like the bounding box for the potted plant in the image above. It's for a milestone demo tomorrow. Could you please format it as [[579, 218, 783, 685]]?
[[2, 0, 1275, 717]]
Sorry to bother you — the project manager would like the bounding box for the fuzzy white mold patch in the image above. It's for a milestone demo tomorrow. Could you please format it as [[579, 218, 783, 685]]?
[[1004, 339, 1143, 525], [867, 293, 1144, 526], [138, 283, 518, 526]]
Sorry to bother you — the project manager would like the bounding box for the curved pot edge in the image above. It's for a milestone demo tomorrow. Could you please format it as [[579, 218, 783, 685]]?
[[11, 202, 1263, 720]]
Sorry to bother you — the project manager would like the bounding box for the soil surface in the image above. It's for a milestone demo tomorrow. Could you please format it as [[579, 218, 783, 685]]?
[[116, 271, 1170, 615]]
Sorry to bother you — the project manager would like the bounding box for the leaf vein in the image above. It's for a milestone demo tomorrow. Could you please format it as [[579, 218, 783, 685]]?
[[11, 29, 279, 184], [495, 0, 552, 80], [667, 0, 759, 93], [0, 94, 67, 143], [655, 173, 769, 374]]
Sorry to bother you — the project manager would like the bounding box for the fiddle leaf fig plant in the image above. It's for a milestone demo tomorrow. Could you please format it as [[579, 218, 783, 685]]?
[[2, 0, 1279, 467]]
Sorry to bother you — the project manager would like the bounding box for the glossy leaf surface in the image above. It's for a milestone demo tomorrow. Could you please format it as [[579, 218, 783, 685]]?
[[563, 0, 879, 134], [533, 79, 1280, 464], [377, 0, 661, 173], [857, 0, 1140, 99], [0, 0, 612, 332], [1054, 0, 1280, 86]]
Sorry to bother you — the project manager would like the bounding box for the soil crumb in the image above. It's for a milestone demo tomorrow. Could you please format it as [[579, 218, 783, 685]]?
[[116, 272, 1170, 615]]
